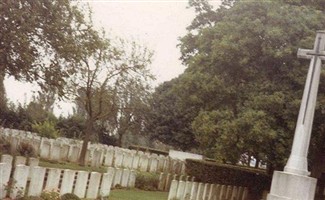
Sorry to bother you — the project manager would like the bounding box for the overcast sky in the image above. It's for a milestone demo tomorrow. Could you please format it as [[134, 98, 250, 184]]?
[[4, 0, 220, 115], [87, 1, 194, 84]]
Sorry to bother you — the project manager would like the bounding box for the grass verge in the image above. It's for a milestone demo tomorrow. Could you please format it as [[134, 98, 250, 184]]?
[[109, 188, 168, 200]]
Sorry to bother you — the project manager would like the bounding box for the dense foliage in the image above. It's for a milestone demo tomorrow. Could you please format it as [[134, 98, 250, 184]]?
[[147, 0, 325, 173], [0, 0, 92, 101]]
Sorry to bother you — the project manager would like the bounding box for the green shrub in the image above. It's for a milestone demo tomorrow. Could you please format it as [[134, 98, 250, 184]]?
[[40, 190, 60, 200], [32, 120, 60, 139], [0, 136, 12, 154], [185, 159, 271, 199], [16, 142, 37, 157], [135, 172, 159, 191], [61, 193, 80, 200]]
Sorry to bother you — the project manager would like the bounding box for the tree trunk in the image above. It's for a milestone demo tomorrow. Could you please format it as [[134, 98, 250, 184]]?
[[78, 118, 93, 166], [117, 132, 123, 147], [0, 70, 7, 111]]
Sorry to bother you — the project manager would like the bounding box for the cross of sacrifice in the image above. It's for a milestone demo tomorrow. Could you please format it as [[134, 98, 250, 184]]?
[[284, 31, 325, 176]]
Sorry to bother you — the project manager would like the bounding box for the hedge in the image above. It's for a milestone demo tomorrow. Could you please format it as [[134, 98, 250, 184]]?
[[185, 159, 271, 198], [128, 145, 169, 156]]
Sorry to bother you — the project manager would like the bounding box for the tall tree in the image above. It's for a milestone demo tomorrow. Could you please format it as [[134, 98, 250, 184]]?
[[147, 77, 199, 151], [0, 0, 91, 102], [69, 35, 153, 165], [150, 0, 325, 173]]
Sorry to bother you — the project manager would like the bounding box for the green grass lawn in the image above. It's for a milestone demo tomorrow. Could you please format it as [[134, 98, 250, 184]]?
[[109, 189, 168, 200]]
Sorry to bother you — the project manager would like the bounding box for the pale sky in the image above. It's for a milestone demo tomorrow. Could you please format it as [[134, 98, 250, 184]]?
[[87, 1, 193, 83], [4, 0, 220, 115]]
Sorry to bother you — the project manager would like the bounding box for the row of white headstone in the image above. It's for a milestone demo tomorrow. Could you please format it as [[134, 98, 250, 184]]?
[[1, 128, 186, 174], [158, 173, 195, 192], [167, 179, 249, 200], [0, 163, 136, 199]]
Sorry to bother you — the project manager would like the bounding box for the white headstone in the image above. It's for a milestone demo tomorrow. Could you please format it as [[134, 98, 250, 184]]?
[[84, 149, 92, 166], [158, 156, 166, 172], [28, 166, 46, 196], [11, 165, 29, 198], [231, 186, 238, 200], [128, 170, 137, 188], [60, 144, 70, 161], [104, 150, 114, 166], [121, 169, 130, 187], [149, 156, 158, 173], [100, 171, 114, 197], [176, 181, 186, 200], [60, 169, 76, 195], [1, 154, 13, 165], [114, 151, 124, 168], [74, 171, 89, 198], [0, 163, 11, 199], [45, 168, 61, 191], [131, 154, 140, 170], [183, 181, 193, 200], [208, 184, 216, 200], [91, 150, 102, 167], [14, 156, 26, 166], [202, 183, 210, 200], [167, 180, 178, 200], [86, 172, 101, 199], [165, 173, 172, 191], [28, 157, 39, 167], [196, 183, 204, 200], [219, 185, 227, 200], [122, 153, 133, 169], [40, 139, 51, 159], [69, 145, 80, 163], [113, 168, 123, 187], [139, 154, 149, 172]]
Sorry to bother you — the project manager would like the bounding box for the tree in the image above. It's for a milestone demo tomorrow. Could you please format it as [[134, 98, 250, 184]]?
[[111, 74, 153, 147], [146, 77, 200, 151], [69, 33, 154, 165], [0, 0, 92, 103], [151, 0, 325, 173]]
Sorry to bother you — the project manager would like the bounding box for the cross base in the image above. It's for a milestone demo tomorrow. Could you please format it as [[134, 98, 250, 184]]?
[[267, 171, 317, 200], [284, 154, 310, 176]]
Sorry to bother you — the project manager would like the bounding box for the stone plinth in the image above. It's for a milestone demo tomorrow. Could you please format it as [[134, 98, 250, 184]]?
[[267, 171, 317, 200]]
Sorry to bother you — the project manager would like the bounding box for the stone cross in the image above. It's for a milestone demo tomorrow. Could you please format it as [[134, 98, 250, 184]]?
[[284, 31, 325, 176]]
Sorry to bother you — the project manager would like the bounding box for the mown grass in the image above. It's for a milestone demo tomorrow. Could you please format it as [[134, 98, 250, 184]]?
[[39, 159, 107, 173], [109, 189, 168, 200]]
